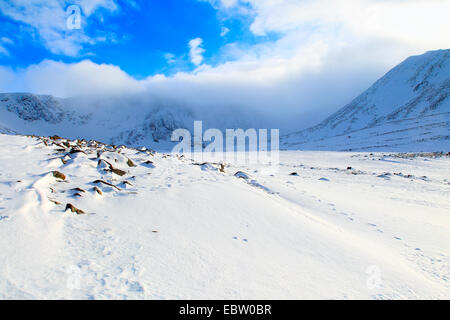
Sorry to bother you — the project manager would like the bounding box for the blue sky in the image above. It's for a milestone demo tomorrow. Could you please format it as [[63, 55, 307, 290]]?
[[0, 0, 449, 129], [0, 0, 276, 78]]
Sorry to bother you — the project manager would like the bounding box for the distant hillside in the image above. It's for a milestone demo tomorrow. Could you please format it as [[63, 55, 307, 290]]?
[[0, 92, 255, 150]]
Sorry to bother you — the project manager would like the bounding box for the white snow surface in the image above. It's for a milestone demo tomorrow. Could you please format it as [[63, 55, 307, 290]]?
[[0, 134, 449, 299]]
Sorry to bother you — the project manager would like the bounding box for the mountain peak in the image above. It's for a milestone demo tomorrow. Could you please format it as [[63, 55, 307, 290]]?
[[282, 49, 450, 151]]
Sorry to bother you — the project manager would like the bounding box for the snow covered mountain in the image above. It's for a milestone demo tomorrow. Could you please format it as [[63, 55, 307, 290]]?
[[1, 50, 449, 152], [283, 49, 450, 151], [0, 93, 195, 149], [0, 92, 257, 151]]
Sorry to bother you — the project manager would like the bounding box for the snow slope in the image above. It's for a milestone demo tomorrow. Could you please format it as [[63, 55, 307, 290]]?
[[283, 49, 450, 151], [0, 134, 449, 299]]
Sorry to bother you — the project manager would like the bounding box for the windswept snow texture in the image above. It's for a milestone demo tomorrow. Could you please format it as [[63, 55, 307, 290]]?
[[0, 134, 449, 299], [283, 49, 450, 151]]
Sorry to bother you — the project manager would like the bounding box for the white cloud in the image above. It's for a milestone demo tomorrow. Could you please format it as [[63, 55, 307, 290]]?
[[188, 38, 205, 66], [0, 0, 119, 56], [185, 0, 450, 127], [80, 0, 117, 15], [220, 27, 230, 37], [215, 0, 450, 50], [164, 53, 176, 64], [0, 59, 144, 97], [1, 37, 14, 45], [0, 42, 387, 131], [0, 37, 13, 56], [0, 46, 9, 56]]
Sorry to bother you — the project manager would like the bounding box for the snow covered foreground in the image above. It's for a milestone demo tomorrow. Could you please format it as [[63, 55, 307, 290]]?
[[0, 134, 449, 299]]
